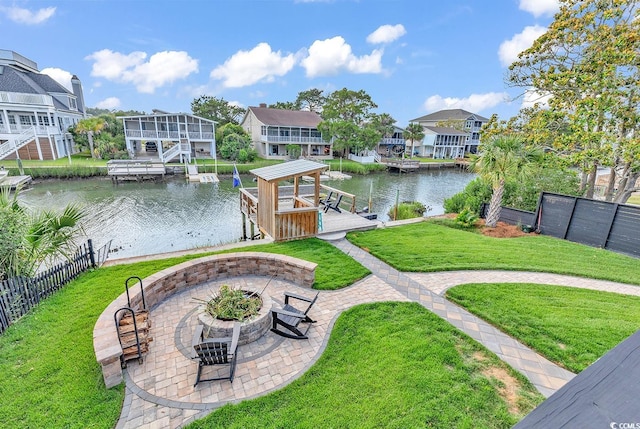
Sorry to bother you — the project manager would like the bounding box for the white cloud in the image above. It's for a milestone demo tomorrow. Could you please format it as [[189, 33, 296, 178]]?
[[0, 5, 55, 24], [210, 43, 297, 88], [301, 36, 383, 78], [519, 0, 559, 18], [521, 88, 552, 110], [367, 24, 406, 44], [498, 25, 547, 67], [95, 97, 121, 110], [41, 67, 73, 91], [424, 92, 508, 113], [85, 49, 198, 93]]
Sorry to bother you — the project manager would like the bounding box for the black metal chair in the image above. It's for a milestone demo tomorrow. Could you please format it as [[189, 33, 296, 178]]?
[[319, 191, 334, 206], [271, 292, 319, 340], [324, 194, 343, 213], [192, 323, 240, 386]]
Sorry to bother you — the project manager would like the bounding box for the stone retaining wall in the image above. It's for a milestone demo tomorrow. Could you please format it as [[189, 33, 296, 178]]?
[[93, 252, 317, 388]]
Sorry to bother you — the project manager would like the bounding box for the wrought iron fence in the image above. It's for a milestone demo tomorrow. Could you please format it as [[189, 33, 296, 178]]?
[[0, 239, 111, 334]]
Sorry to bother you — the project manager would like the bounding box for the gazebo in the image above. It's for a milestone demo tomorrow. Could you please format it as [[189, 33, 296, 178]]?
[[240, 159, 329, 241]]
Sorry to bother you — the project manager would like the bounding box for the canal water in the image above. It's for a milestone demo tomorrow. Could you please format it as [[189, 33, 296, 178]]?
[[18, 168, 474, 259]]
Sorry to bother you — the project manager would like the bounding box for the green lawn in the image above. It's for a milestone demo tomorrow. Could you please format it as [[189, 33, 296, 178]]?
[[0, 239, 366, 429], [187, 302, 542, 429], [347, 221, 640, 285], [2, 222, 640, 428], [446, 283, 640, 373]]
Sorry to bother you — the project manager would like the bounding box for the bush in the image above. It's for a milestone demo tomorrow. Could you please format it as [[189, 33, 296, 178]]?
[[444, 178, 492, 215], [388, 201, 429, 220], [454, 208, 479, 229]]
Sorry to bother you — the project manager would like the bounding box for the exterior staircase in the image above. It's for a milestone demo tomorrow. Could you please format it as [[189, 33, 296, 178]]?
[[0, 128, 36, 160], [161, 142, 191, 163]]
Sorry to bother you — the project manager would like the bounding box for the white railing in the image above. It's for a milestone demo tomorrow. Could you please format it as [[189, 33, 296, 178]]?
[[161, 143, 191, 163], [0, 91, 54, 106], [264, 136, 324, 143], [0, 128, 36, 160], [380, 137, 405, 145]]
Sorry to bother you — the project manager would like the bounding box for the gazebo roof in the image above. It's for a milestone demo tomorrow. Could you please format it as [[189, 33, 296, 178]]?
[[250, 160, 328, 182]]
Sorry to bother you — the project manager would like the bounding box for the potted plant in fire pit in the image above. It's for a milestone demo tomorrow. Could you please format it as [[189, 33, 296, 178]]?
[[194, 281, 274, 345], [198, 285, 262, 322]]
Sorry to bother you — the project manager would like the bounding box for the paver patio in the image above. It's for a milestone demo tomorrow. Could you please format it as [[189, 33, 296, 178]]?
[[113, 237, 638, 428]]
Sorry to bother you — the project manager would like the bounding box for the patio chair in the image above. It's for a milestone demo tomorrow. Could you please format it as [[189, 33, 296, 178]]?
[[271, 291, 319, 340], [323, 194, 343, 213], [192, 323, 240, 386], [319, 191, 334, 206]]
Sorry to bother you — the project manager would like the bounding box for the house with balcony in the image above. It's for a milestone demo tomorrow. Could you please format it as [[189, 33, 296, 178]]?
[[410, 109, 489, 158], [120, 110, 216, 163], [377, 126, 406, 157], [240, 105, 331, 160], [0, 50, 86, 161]]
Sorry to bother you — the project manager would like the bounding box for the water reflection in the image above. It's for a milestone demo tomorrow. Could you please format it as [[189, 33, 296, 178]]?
[[18, 168, 474, 259]]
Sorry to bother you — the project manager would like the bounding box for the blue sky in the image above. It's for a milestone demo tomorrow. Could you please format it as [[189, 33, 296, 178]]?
[[3, 0, 559, 126]]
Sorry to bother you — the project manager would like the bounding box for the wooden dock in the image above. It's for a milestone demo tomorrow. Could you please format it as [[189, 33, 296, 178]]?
[[383, 158, 420, 173], [0, 171, 32, 190], [107, 160, 166, 181]]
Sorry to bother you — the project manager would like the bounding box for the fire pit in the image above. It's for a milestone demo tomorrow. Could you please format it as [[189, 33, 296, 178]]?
[[197, 287, 273, 345]]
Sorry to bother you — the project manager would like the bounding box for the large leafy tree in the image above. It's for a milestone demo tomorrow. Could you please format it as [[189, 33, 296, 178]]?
[[507, 0, 640, 202], [71, 114, 125, 159], [0, 187, 86, 279], [191, 96, 245, 126], [470, 135, 542, 227], [216, 123, 256, 162], [296, 88, 325, 113], [318, 88, 381, 156], [404, 123, 425, 158]]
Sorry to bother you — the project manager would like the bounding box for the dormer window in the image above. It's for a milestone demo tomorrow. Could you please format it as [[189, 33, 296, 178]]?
[[69, 97, 77, 110]]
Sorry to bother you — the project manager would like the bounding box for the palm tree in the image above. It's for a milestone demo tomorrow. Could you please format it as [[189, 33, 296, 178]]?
[[404, 123, 425, 158], [0, 186, 86, 279], [470, 135, 542, 228], [74, 117, 107, 159]]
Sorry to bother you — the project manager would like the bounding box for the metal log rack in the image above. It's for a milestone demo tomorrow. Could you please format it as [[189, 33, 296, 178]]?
[[114, 276, 152, 368]]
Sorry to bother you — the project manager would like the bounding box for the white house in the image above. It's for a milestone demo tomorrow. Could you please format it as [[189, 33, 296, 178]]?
[[240, 104, 331, 160], [0, 49, 86, 161], [120, 110, 216, 163], [410, 109, 489, 158]]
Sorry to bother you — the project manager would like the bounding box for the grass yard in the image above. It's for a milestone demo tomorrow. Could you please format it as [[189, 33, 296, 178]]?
[[0, 239, 366, 429], [347, 221, 640, 285], [446, 283, 640, 373], [186, 302, 543, 429]]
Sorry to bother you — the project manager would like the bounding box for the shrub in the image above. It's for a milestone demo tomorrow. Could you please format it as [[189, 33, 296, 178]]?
[[454, 208, 479, 229], [197, 285, 262, 321], [388, 201, 429, 221]]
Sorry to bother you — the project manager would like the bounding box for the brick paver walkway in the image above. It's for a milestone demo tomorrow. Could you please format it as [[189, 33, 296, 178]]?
[[113, 238, 639, 428]]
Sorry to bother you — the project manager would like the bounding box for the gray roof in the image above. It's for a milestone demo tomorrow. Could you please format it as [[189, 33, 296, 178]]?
[[423, 126, 470, 135], [0, 64, 70, 95], [515, 328, 640, 428], [411, 109, 489, 123], [248, 106, 322, 127], [250, 159, 328, 182]]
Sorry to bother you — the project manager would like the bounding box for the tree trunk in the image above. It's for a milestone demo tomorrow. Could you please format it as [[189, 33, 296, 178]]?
[[604, 166, 616, 202], [614, 170, 640, 204], [485, 183, 504, 228], [584, 162, 598, 199], [88, 131, 96, 159]]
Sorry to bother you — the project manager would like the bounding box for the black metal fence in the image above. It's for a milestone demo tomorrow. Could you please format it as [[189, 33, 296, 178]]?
[[0, 239, 111, 334], [482, 193, 640, 258]]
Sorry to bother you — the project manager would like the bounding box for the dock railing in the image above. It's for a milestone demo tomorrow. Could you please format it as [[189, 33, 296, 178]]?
[[320, 184, 356, 213]]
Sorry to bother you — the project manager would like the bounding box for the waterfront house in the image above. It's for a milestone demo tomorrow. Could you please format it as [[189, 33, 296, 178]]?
[[240, 105, 331, 160], [0, 50, 86, 161], [377, 126, 406, 157], [120, 110, 216, 163], [410, 109, 489, 158]]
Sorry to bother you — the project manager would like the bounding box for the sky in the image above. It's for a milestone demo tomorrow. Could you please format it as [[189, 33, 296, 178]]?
[[2, 0, 560, 126]]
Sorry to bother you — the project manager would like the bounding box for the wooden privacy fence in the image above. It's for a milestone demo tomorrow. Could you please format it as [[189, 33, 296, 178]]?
[[482, 192, 640, 258], [0, 239, 111, 334]]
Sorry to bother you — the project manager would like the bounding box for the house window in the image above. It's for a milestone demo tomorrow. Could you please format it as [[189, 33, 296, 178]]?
[[38, 115, 50, 126], [261, 126, 267, 136], [19, 115, 35, 125], [465, 120, 472, 129], [69, 98, 77, 110], [9, 115, 16, 125]]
